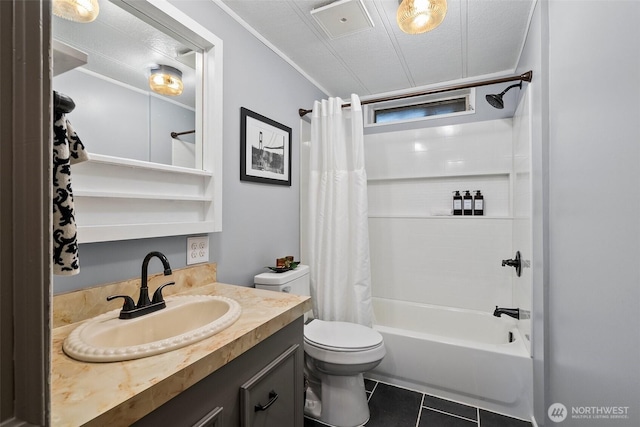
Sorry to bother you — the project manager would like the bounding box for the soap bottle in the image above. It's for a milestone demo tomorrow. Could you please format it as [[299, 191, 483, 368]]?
[[452, 191, 462, 215], [463, 190, 473, 215], [473, 190, 484, 216]]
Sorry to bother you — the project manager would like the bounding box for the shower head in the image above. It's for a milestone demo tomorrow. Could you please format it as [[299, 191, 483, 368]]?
[[485, 82, 523, 109]]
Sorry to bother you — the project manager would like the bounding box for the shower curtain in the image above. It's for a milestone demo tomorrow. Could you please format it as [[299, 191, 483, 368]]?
[[307, 94, 373, 327]]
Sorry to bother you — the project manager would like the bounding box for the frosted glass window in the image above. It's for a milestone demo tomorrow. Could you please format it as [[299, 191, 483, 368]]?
[[374, 98, 467, 124]]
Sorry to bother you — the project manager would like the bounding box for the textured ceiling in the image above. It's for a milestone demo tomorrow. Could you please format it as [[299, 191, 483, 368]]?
[[218, 0, 536, 98], [53, 0, 536, 105]]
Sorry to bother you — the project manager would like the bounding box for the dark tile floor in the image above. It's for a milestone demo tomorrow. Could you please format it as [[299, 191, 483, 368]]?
[[304, 379, 532, 427]]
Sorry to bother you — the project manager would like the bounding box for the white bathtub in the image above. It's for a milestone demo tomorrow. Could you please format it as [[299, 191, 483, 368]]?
[[369, 297, 533, 420]]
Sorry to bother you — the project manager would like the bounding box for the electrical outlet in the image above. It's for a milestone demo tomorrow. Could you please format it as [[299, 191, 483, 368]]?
[[187, 236, 209, 265]]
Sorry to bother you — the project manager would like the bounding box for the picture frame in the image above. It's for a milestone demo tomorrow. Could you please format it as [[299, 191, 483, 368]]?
[[240, 107, 292, 186]]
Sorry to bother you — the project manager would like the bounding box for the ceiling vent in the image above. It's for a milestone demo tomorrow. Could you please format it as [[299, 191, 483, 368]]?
[[311, 0, 374, 39]]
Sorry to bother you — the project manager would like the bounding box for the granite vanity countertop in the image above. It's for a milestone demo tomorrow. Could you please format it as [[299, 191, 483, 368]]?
[[51, 282, 311, 427]]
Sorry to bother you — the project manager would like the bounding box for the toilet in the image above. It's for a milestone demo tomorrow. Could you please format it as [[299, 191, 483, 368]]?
[[254, 265, 385, 427]]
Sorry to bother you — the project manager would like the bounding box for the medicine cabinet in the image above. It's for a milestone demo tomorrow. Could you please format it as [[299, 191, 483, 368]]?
[[52, 0, 223, 242]]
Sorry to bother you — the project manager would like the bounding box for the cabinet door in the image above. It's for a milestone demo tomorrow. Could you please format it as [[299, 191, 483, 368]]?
[[240, 344, 300, 427], [192, 406, 223, 427]]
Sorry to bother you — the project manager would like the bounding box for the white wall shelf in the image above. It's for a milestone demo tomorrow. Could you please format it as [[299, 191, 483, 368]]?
[[84, 154, 214, 177], [53, 40, 87, 76], [73, 190, 211, 202], [72, 155, 217, 244], [77, 221, 216, 243]]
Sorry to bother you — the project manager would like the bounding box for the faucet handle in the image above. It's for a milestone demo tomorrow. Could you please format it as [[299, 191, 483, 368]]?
[[501, 251, 522, 277], [107, 295, 136, 311], [151, 281, 175, 304]]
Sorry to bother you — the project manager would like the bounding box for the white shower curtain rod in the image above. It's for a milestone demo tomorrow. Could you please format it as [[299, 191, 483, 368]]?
[[298, 70, 533, 118]]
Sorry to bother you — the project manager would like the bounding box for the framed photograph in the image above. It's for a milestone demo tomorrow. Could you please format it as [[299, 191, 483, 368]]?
[[240, 107, 292, 186]]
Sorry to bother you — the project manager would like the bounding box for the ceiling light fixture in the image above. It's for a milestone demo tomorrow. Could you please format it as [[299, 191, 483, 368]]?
[[397, 0, 447, 35], [52, 0, 100, 23], [148, 65, 184, 96]]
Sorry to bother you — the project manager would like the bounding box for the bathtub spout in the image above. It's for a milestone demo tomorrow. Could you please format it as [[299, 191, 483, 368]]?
[[493, 306, 520, 319]]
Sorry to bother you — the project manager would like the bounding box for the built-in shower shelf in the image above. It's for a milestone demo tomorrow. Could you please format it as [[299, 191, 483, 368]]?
[[368, 215, 514, 220], [367, 171, 511, 182], [367, 168, 512, 218]]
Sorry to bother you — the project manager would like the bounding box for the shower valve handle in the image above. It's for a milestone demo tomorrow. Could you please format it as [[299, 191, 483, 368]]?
[[501, 251, 522, 277]]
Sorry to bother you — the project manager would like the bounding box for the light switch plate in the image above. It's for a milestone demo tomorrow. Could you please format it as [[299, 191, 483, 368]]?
[[187, 236, 209, 265]]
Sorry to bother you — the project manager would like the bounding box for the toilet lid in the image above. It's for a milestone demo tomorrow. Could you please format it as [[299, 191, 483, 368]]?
[[304, 319, 383, 351]]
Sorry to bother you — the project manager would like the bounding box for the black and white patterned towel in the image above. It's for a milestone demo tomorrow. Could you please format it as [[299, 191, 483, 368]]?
[[53, 112, 88, 275]]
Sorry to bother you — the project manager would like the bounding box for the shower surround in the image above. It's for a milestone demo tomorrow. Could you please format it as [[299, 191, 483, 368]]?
[[364, 116, 533, 419]]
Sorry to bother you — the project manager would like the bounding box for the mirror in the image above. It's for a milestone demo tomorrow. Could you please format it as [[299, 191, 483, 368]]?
[[52, 0, 203, 169], [52, 0, 224, 242]]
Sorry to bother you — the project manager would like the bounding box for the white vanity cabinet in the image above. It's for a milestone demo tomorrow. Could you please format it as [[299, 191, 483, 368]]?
[[132, 318, 304, 427]]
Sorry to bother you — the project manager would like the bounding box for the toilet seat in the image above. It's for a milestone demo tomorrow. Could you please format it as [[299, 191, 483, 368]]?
[[304, 319, 383, 352], [303, 319, 385, 367], [304, 319, 382, 351]]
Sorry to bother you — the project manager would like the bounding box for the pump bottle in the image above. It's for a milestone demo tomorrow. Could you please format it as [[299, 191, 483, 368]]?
[[463, 190, 473, 215], [473, 190, 484, 216], [452, 191, 462, 215]]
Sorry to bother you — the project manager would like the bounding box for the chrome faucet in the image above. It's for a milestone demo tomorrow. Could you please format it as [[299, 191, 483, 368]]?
[[107, 251, 174, 319], [493, 306, 520, 319]]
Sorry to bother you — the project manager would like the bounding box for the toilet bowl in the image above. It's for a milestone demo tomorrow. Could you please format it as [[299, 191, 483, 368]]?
[[254, 265, 385, 427], [303, 318, 385, 426]]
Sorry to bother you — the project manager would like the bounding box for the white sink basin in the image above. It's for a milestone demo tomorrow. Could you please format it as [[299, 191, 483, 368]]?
[[63, 295, 241, 362]]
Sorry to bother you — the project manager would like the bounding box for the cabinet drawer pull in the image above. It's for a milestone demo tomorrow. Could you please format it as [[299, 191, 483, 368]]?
[[254, 390, 278, 412]]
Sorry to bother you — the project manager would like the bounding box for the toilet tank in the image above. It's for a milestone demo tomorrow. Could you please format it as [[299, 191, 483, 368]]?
[[254, 264, 310, 296]]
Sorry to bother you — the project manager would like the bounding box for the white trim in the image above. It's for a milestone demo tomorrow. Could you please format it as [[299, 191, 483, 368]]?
[[514, 0, 539, 73], [147, 0, 221, 48], [203, 26, 224, 232]]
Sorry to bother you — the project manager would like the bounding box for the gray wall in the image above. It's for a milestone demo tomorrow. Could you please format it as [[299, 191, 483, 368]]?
[[54, 0, 325, 293], [521, 1, 640, 425], [547, 1, 640, 425]]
